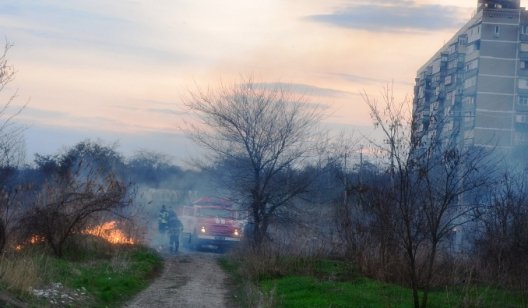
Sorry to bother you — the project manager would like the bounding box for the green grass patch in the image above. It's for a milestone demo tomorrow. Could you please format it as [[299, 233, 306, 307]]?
[[260, 275, 526, 308], [42, 245, 162, 306], [0, 238, 164, 308], [222, 252, 525, 308], [219, 256, 247, 306]]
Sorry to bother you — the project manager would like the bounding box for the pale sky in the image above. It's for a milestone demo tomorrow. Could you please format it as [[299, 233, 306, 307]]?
[[0, 0, 521, 162]]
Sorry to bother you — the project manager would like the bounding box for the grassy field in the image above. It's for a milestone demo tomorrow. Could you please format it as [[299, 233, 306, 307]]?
[[0, 236, 163, 307], [260, 275, 525, 308], [221, 255, 526, 308]]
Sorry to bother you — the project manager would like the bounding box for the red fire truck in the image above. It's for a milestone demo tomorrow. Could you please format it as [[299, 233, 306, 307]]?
[[180, 197, 243, 251]]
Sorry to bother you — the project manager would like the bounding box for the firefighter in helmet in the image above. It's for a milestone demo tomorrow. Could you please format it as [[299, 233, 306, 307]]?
[[167, 209, 183, 253]]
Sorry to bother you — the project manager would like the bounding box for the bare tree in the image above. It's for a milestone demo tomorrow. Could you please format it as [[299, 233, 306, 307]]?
[[0, 41, 25, 167], [361, 86, 494, 308], [0, 41, 26, 253], [18, 141, 130, 257], [185, 78, 323, 246], [127, 150, 182, 188], [475, 169, 528, 294]]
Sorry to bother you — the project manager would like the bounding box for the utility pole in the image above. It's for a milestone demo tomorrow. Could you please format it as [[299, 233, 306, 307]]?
[[343, 152, 348, 206], [359, 145, 363, 187]]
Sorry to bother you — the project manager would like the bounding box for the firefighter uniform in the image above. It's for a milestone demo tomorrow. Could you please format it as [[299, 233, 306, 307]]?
[[158, 205, 169, 234], [168, 211, 183, 253]]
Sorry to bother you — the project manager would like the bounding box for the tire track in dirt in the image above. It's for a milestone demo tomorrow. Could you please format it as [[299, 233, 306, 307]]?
[[126, 251, 230, 308]]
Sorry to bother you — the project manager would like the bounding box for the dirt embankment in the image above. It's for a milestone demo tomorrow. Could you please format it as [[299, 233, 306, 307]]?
[[126, 252, 232, 308]]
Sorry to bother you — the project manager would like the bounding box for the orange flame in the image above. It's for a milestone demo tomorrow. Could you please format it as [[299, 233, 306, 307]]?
[[30, 234, 45, 245], [14, 234, 45, 252], [83, 221, 135, 245]]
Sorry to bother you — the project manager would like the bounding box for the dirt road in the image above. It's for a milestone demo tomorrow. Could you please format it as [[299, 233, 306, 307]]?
[[126, 251, 232, 308]]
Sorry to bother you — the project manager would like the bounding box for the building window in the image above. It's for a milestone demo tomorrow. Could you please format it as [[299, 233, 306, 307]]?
[[466, 59, 478, 71], [519, 96, 528, 105], [466, 41, 480, 53], [519, 79, 528, 89], [516, 114, 528, 123], [448, 44, 457, 54], [521, 61, 528, 69], [495, 25, 500, 37], [445, 75, 452, 85], [464, 76, 477, 89], [463, 96, 475, 105], [464, 112, 474, 125], [446, 91, 454, 103], [514, 132, 528, 145]]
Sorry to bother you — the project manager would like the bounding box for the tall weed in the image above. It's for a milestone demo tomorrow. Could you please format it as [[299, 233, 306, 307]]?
[[0, 254, 41, 293]]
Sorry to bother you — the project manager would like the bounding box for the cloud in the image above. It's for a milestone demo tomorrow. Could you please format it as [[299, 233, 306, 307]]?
[[20, 106, 69, 118], [0, 1, 194, 67], [252, 82, 355, 98], [332, 73, 414, 86], [147, 108, 188, 116], [307, 3, 466, 32], [112, 100, 188, 116], [331, 73, 385, 84]]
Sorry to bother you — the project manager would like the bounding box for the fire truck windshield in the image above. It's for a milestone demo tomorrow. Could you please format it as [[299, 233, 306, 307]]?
[[197, 208, 234, 219]]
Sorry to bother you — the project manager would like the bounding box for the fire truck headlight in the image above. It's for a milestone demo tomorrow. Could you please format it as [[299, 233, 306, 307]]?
[[234, 229, 240, 237], [200, 226, 206, 233]]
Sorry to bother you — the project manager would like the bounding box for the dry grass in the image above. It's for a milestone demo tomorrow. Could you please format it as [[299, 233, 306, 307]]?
[[0, 254, 41, 293], [109, 246, 133, 273], [231, 242, 312, 282], [238, 282, 279, 308]]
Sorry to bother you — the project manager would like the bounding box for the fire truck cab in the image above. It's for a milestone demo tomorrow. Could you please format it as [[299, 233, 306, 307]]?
[[180, 197, 242, 251]]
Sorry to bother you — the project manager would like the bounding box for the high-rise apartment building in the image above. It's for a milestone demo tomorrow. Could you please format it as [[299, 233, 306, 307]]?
[[413, 0, 528, 149]]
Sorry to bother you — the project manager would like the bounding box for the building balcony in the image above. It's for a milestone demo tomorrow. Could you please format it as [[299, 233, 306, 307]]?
[[518, 70, 528, 77], [515, 104, 528, 112], [514, 123, 528, 132], [448, 53, 459, 61]]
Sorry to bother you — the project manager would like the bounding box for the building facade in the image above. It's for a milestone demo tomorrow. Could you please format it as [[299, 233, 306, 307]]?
[[413, 0, 528, 149]]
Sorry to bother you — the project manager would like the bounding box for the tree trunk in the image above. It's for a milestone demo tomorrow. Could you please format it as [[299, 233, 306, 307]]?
[[252, 215, 269, 247], [411, 269, 420, 308], [0, 221, 5, 254], [421, 243, 438, 308], [407, 247, 421, 308], [50, 238, 64, 258]]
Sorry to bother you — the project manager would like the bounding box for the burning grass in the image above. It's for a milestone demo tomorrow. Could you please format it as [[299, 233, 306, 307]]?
[[0, 235, 162, 307], [0, 218, 159, 307], [14, 220, 138, 254], [83, 220, 136, 245]]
